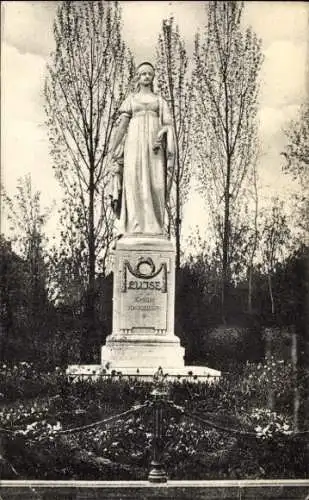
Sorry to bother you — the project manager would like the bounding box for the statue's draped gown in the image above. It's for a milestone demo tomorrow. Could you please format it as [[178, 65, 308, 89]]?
[[118, 93, 173, 235]]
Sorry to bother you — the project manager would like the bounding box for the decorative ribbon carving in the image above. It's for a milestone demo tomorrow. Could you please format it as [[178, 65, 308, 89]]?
[[121, 257, 167, 293]]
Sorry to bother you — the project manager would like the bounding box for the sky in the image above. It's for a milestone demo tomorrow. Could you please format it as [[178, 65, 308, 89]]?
[[1, 1, 308, 248]]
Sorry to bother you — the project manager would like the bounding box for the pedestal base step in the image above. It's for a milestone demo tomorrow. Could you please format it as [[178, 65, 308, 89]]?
[[101, 338, 186, 369], [66, 364, 221, 382]]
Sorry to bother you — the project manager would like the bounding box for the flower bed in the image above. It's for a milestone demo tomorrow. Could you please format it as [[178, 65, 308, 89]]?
[[0, 361, 308, 480]]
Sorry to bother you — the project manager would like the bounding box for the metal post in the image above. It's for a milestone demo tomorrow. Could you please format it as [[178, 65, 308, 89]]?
[[148, 387, 168, 483]]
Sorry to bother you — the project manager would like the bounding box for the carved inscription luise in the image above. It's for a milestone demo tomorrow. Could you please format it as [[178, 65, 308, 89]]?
[[119, 257, 168, 333]]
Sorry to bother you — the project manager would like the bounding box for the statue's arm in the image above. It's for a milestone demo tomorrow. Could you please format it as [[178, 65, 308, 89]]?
[[111, 115, 130, 158], [157, 125, 169, 140], [155, 98, 175, 154], [154, 124, 175, 160]]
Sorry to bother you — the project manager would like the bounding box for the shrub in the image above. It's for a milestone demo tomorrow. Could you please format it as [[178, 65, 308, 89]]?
[[240, 357, 296, 412], [1, 363, 308, 480]]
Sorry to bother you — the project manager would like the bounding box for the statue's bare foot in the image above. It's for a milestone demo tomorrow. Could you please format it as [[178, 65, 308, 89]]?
[[111, 234, 123, 250]]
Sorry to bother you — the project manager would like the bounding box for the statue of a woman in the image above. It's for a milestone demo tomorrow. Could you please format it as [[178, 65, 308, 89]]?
[[109, 62, 175, 236]]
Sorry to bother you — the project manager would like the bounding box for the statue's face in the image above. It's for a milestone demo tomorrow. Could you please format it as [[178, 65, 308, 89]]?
[[137, 64, 155, 86]]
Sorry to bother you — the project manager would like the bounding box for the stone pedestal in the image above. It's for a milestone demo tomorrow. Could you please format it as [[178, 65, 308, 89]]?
[[68, 234, 221, 380], [101, 234, 185, 369]]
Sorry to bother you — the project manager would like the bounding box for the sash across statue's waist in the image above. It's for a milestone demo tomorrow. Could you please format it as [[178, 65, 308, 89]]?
[[132, 110, 159, 118]]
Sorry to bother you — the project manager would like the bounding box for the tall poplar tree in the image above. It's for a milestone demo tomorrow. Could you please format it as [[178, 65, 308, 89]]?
[[156, 16, 192, 269], [1, 176, 51, 358], [282, 102, 309, 236], [45, 1, 133, 358], [193, 1, 262, 321]]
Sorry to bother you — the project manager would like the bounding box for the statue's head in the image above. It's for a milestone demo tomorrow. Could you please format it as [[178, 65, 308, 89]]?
[[134, 62, 155, 92]]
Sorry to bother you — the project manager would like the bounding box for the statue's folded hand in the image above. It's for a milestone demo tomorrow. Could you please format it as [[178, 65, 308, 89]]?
[[153, 139, 162, 153], [157, 127, 167, 140], [153, 127, 168, 153]]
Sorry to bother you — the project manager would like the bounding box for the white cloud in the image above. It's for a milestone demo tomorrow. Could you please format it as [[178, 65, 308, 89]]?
[[121, 1, 206, 61], [1, 41, 60, 209], [256, 102, 302, 201], [258, 104, 300, 146], [2, 1, 56, 56], [260, 40, 307, 108], [245, 2, 309, 49], [2, 43, 46, 120]]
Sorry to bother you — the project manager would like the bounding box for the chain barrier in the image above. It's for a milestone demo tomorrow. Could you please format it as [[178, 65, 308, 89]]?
[[0, 401, 152, 442], [165, 400, 309, 438], [1, 370, 308, 484], [1, 398, 308, 441], [166, 400, 258, 437], [56, 401, 151, 435]]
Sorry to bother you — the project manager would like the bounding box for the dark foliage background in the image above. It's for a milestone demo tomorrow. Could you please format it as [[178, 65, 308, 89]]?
[[0, 364, 308, 480]]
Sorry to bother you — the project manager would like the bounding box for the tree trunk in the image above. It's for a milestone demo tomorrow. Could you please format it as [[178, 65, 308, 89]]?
[[267, 273, 275, 316], [248, 265, 253, 314], [264, 327, 274, 410], [175, 154, 181, 271], [83, 165, 96, 363], [222, 157, 231, 323], [164, 40, 182, 270], [248, 170, 258, 314], [291, 329, 300, 433], [264, 327, 272, 360]]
